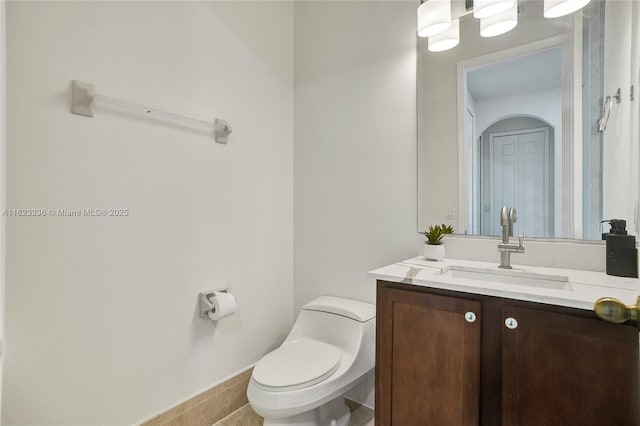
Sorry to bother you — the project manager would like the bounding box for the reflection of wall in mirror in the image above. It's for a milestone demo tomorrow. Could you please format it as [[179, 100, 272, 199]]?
[[474, 87, 562, 237], [602, 0, 637, 236], [634, 1, 640, 236], [418, 2, 573, 233]]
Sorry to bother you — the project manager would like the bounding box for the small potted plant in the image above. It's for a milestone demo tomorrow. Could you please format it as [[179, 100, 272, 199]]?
[[420, 224, 454, 261]]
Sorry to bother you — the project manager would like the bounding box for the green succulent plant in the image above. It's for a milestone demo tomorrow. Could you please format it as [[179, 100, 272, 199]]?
[[440, 224, 455, 235], [421, 224, 455, 245]]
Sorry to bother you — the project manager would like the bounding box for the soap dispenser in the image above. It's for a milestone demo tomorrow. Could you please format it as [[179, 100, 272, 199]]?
[[602, 219, 638, 278]]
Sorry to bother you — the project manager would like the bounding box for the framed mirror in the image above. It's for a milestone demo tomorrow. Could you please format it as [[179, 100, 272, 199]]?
[[418, 0, 640, 240]]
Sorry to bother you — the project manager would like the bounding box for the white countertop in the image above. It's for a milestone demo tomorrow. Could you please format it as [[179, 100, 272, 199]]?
[[368, 257, 640, 310]]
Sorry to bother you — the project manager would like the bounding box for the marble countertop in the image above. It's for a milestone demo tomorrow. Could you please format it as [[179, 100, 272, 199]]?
[[368, 257, 640, 310]]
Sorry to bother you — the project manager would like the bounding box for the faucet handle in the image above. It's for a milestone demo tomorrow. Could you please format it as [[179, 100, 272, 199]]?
[[500, 206, 509, 226], [518, 232, 526, 247]]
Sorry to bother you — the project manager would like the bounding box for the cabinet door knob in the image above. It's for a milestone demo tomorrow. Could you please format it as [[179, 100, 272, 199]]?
[[505, 317, 518, 329], [465, 312, 477, 323]]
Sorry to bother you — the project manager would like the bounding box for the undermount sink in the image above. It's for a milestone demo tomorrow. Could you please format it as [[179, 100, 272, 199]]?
[[440, 265, 572, 291]]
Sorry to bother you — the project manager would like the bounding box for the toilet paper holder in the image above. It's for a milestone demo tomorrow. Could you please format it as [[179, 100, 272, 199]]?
[[199, 287, 229, 319]]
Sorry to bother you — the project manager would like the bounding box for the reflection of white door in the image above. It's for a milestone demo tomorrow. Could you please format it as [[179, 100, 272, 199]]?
[[488, 127, 553, 237]]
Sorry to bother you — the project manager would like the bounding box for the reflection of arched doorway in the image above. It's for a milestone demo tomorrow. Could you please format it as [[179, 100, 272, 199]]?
[[476, 116, 554, 237]]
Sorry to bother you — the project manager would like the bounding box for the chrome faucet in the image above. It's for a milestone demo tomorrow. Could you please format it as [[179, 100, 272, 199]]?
[[498, 206, 524, 269]]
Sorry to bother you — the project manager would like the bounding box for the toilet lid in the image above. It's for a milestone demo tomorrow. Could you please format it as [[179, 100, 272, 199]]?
[[252, 340, 341, 391]]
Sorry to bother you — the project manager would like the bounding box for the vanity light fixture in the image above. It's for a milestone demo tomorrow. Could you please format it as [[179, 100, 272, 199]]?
[[418, 0, 452, 38], [480, 3, 518, 37], [544, 0, 591, 18], [473, 0, 516, 18], [418, 0, 589, 52], [428, 18, 460, 51]]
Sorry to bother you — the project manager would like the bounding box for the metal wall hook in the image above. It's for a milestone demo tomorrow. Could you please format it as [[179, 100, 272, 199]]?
[[613, 87, 622, 104]]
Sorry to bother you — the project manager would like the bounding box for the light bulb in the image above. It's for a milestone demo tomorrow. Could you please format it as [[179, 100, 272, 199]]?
[[481, 3, 518, 37], [428, 18, 460, 52], [418, 0, 452, 38], [474, 0, 516, 19], [544, 0, 591, 18]]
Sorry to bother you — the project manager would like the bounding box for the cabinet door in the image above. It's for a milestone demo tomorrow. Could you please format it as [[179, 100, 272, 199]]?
[[376, 285, 481, 426], [502, 305, 640, 425]]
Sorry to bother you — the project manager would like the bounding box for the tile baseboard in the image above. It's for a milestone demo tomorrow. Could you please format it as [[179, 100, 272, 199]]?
[[141, 368, 253, 426]]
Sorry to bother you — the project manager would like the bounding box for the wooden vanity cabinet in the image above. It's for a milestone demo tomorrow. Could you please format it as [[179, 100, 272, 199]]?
[[501, 304, 640, 425], [376, 283, 481, 425], [375, 280, 640, 426]]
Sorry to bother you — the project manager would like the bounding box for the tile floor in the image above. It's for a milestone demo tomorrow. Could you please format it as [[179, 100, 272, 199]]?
[[213, 398, 374, 426]]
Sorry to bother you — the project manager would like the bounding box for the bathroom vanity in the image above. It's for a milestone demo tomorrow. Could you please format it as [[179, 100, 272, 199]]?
[[370, 258, 640, 425]]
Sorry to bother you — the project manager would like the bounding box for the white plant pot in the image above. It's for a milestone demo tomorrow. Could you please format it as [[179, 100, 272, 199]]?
[[422, 244, 445, 261]]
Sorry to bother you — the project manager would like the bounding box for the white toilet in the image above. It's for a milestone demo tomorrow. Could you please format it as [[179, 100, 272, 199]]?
[[247, 296, 376, 426]]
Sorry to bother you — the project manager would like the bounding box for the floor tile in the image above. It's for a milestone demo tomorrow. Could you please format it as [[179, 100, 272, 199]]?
[[214, 398, 374, 426], [346, 398, 374, 426], [217, 404, 262, 426]]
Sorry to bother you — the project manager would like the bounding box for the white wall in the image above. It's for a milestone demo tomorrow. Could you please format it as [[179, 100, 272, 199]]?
[[0, 0, 5, 417], [602, 0, 635, 231], [294, 1, 417, 311], [474, 88, 562, 143], [3, 2, 293, 425], [633, 0, 640, 236]]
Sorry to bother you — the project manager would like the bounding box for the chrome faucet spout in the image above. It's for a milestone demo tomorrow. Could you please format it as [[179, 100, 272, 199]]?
[[497, 206, 524, 269], [508, 207, 517, 237]]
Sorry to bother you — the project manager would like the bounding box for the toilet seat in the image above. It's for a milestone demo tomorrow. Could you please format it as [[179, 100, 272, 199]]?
[[252, 340, 342, 392]]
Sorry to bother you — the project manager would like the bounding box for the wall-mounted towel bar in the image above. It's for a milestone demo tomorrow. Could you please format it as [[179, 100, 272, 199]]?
[[70, 80, 232, 144], [597, 88, 621, 133]]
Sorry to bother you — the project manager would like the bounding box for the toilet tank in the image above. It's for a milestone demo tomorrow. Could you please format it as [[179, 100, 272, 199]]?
[[285, 296, 376, 354]]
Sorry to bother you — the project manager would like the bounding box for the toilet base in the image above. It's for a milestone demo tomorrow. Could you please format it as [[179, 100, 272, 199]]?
[[263, 396, 351, 426]]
